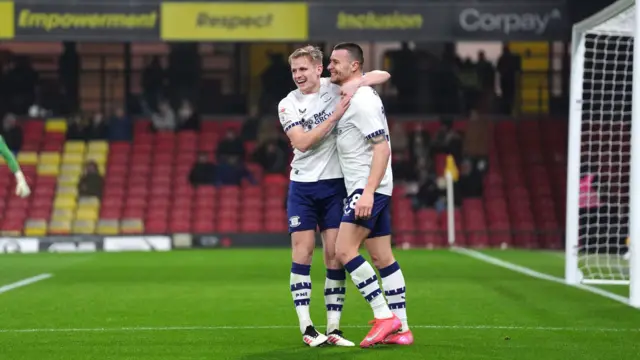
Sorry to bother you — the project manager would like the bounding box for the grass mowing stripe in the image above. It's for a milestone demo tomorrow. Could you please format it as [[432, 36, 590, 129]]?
[[0, 325, 638, 333], [451, 247, 632, 306], [0, 273, 53, 295]]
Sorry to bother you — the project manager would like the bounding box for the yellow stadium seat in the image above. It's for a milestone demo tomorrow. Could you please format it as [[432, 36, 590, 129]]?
[[58, 174, 79, 186], [54, 196, 76, 210], [63, 141, 86, 154], [97, 219, 120, 235], [49, 220, 72, 234], [84, 153, 107, 165], [121, 218, 144, 234], [45, 119, 67, 133], [39, 152, 61, 165], [72, 220, 96, 234], [51, 208, 74, 221], [56, 186, 78, 197], [87, 140, 109, 153], [24, 219, 47, 236], [62, 153, 84, 165], [17, 152, 38, 165], [78, 196, 100, 206], [59, 164, 82, 176], [37, 164, 60, 176], [76, 207, 99, 221]]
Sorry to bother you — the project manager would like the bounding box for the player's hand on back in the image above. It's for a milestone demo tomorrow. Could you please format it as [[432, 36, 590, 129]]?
[[341, 81, 361, 100], [333, 94, 352, 120], [355, 191, 373, 220]]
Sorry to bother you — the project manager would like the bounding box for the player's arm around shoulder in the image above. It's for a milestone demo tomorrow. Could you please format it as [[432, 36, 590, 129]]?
[[278, 96, 351, 153]]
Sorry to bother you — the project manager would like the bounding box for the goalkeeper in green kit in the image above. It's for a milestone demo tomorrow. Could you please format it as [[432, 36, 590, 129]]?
[[0, 135, 30, 198]]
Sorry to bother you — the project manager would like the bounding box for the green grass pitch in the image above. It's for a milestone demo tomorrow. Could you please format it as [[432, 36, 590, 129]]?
[[0, 249, 639, 359]]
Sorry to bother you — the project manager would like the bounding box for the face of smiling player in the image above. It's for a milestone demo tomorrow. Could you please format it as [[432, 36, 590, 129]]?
[[328, 49, 360, 86], [290, 56, 322, 95]]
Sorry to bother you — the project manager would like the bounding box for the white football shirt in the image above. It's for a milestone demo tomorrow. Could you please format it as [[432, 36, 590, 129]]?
[[336, 86, 393, 196], [278, 78, 343, 182]]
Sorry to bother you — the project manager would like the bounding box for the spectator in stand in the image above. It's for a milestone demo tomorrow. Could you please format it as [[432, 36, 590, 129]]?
[[497, 45, 521, 115], [432, 116, 462, 160], [240, 106, 262, 142], [142, 56, 165, 112], [390, 122, 409, 156], [414, 169, 445, 212], [392, 151, 414, 183], [176, 99, 200, 132], [66, 113, 89, 140], [457, 158, 484, 199], [252, 139, 287, 175], [78, 160, 104, 199], [87, 112, 107, 140], [189, 152, 216, 186], [579, 164, 601, 244], [151, 100, 176, 131], [5, 56, 39, 115], [476, 50, 496, 94], [107, 107, 132, 142], [0, 113, 23, 153], [408, 123, 430, 163], [214, 155, 255, 186], [217, 129, 245, 161], [462, 109, 490, 181]]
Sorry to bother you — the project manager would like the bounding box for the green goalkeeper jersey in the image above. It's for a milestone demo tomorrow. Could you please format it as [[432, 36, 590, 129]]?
[[0, 135, 20, 173]]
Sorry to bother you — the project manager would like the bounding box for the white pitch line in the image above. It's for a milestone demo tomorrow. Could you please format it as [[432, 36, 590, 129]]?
[[451, 247, 631, 306], [0, 324, 637, 334], [0, 273, 53, 295]]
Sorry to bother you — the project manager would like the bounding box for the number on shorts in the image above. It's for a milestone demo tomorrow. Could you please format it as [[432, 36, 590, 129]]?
[[343, 194, 361, 214]]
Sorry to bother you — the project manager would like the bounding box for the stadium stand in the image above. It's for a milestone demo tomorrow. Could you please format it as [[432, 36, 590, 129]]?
[[2, 117, 567, 248]]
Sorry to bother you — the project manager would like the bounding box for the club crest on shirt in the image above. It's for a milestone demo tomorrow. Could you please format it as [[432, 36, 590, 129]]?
[[321, 92, 332, 103]]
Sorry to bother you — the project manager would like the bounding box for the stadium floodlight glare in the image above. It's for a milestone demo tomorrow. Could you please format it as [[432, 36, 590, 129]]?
[[565, 0, 640, 308]]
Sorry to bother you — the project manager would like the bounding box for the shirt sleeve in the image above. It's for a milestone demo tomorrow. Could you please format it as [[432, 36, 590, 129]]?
[[351, 94, 387, 141], [0, 136, 20, 173], [278, 98, 301, 133]]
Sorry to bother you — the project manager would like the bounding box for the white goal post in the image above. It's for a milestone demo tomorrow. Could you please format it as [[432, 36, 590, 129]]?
[[565, 0, 640, 307]]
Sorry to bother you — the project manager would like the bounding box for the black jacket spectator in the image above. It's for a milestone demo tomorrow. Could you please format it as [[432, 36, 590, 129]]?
[[1, 114, 23, 152], [78, 161, 104, 199], [217, 129, 245, 160], [67, 114, 89, 140], [252, 141, 287, 174], [87, 113, 107, 140], [189, 153, 216, 186]]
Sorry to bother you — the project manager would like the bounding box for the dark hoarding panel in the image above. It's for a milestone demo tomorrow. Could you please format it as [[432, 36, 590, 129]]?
[[14, 3, 159, 41], [309, 3, 568, 41]]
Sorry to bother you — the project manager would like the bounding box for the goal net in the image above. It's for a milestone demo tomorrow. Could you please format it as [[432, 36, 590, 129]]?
[[566, 0, 640, 306]]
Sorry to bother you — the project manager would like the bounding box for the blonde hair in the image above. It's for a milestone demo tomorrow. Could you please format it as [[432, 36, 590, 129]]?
[[288, 45, 323, 65]]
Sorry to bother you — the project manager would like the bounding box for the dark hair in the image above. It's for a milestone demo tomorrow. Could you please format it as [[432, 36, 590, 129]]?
[[333, 42, 364, 67]]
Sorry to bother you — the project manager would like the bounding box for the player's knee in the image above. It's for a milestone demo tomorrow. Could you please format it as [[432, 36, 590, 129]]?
[[367, 236, 395, 269], [291, 231, 315, 264], [334, 239, 358, 265], [369, 252, 395, 269], [292, 246, 313, 264]]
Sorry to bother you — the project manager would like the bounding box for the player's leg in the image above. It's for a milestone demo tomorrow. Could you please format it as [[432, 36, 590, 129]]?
[[317, 180, 354, 346], [287, 182, 327, 346], [335, 190, 401, 347], [365, 235, 413, 345]]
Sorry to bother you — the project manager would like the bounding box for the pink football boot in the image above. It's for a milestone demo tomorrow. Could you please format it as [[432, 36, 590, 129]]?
[[383, 330, 414, 345], [359, 314, 402, 348]]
